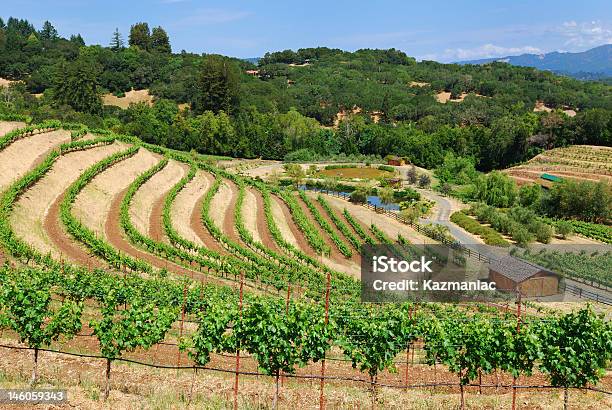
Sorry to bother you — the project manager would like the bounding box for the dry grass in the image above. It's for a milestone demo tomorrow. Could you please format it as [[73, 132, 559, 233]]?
[[130, 159, 186, 237], [10, 142, 126, 259], [72, 148, 159, 237], [208, 178, 233, 233], [102, 89, 154, 109], [170, 171, 210, 246], [0, 129, 71, 192], [242, 188, 262, 243], [0, 121, 25, 137], [317, 167, 392, 179]]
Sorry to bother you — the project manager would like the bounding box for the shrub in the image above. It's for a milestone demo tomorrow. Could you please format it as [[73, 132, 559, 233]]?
[[555, 220, 573, 239], [395, 187, 420, 202], [534, 222, 554, 243], [418, 174, 431, 188], [377, 165, 395, 172], [350, 186, 368, 203], [450, 211, 509, 246], [510, 224, 533, 247]]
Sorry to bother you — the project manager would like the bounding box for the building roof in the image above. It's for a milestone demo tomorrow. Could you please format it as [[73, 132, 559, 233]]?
[[489, 256, 555, 283], [541, 173, 563, 182]]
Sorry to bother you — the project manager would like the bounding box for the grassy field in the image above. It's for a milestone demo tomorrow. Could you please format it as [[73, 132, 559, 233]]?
[[317, 166, 392, 179]]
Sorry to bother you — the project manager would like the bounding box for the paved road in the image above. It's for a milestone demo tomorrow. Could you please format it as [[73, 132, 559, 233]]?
[[415, 189, 507, 260]]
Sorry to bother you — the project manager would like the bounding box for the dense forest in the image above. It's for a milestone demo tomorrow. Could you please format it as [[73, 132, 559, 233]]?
[[1, 17, 611, 170]]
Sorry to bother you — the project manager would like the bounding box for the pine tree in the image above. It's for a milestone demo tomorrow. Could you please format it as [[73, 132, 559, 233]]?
[[110, 28, 124, 51], [150, 26, 171, 53], [40, 21, 58, 40], [129, 22, 150, 50], [70, 34, 85, 46], [192, 55, 240, 114]]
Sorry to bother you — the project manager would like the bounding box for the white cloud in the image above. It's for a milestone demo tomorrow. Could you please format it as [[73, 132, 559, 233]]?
[[557, 20, 612, 48], [426, 44, 542, 62]]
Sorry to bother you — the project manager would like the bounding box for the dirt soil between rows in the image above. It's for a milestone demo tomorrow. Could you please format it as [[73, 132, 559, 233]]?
[[250, 187, 282, 253], [241, 187, 262, 243], [1, 334, 609, 410], [129, 159, 187, 240], [11, 142, 126, 264], [170, 171, 210, 247], [0, 129, 71, 191], [72, 148, 160, 238]]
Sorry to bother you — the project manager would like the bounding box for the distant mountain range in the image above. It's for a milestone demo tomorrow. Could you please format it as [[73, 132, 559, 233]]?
[[457, 44, 612, 80], [242, 57, 260, 65]]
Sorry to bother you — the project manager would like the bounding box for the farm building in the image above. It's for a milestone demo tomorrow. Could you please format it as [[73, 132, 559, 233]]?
[[387, 155, 407, 166], [488, 256, 560, 297], [385, 177, 403, 188]]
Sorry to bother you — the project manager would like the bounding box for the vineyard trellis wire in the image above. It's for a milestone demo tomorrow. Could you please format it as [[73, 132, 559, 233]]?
[[0, 123, 611, 410]]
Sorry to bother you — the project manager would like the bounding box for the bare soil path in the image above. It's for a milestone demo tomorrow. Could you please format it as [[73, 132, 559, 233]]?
[[240, 187, 262, 243], [12, 142, 125, 264], [272, 194, 316, 257], [106, 187, 207, 281], [0, 129, 70, 191], [221, 179, 242, 243], [129, 159, 187, 240], [170, 172, 209, 247], [190, 191, 228, 255], [207, 176, 234, 238], [72, 149, 159, 238], [250, 188, 279, 250], [45, 192, 106, 269]]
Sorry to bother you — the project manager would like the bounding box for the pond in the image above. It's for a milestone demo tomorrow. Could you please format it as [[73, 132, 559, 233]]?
[[299, 186, 400, 211]]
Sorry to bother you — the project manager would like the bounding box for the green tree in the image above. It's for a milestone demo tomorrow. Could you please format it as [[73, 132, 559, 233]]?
[[150, 26, 171, 53], [435, 153, 477, 184], [472, 172, 517, 208], [518, 184, 542, 209], [350, 183, 370, 203], [69, 33, 85, 46], [283, 163, 306, 187], [406, 165, 418, 184], [192, 55, 240, 114], [52, 57, 103, 114], [378, 186, 394, 206], [110, 28, 124, 51], [39, 21, 58, 41], [128, 22, 150, 50]]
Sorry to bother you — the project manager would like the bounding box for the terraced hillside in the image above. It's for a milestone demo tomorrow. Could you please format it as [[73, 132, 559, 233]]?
[[0, 121, 610, 410], [504, 145, 612, 186]]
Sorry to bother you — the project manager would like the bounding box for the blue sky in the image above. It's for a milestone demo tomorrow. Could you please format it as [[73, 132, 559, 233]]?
[[3, 0, 612, 61]]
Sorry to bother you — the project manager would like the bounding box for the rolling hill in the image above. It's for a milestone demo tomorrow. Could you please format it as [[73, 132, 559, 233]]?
[[458, 44, 612, 79]]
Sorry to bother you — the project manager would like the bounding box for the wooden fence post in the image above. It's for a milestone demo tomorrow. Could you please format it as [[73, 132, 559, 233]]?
[[319, 272, 331, 410], [234, 271, 244, 410]]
